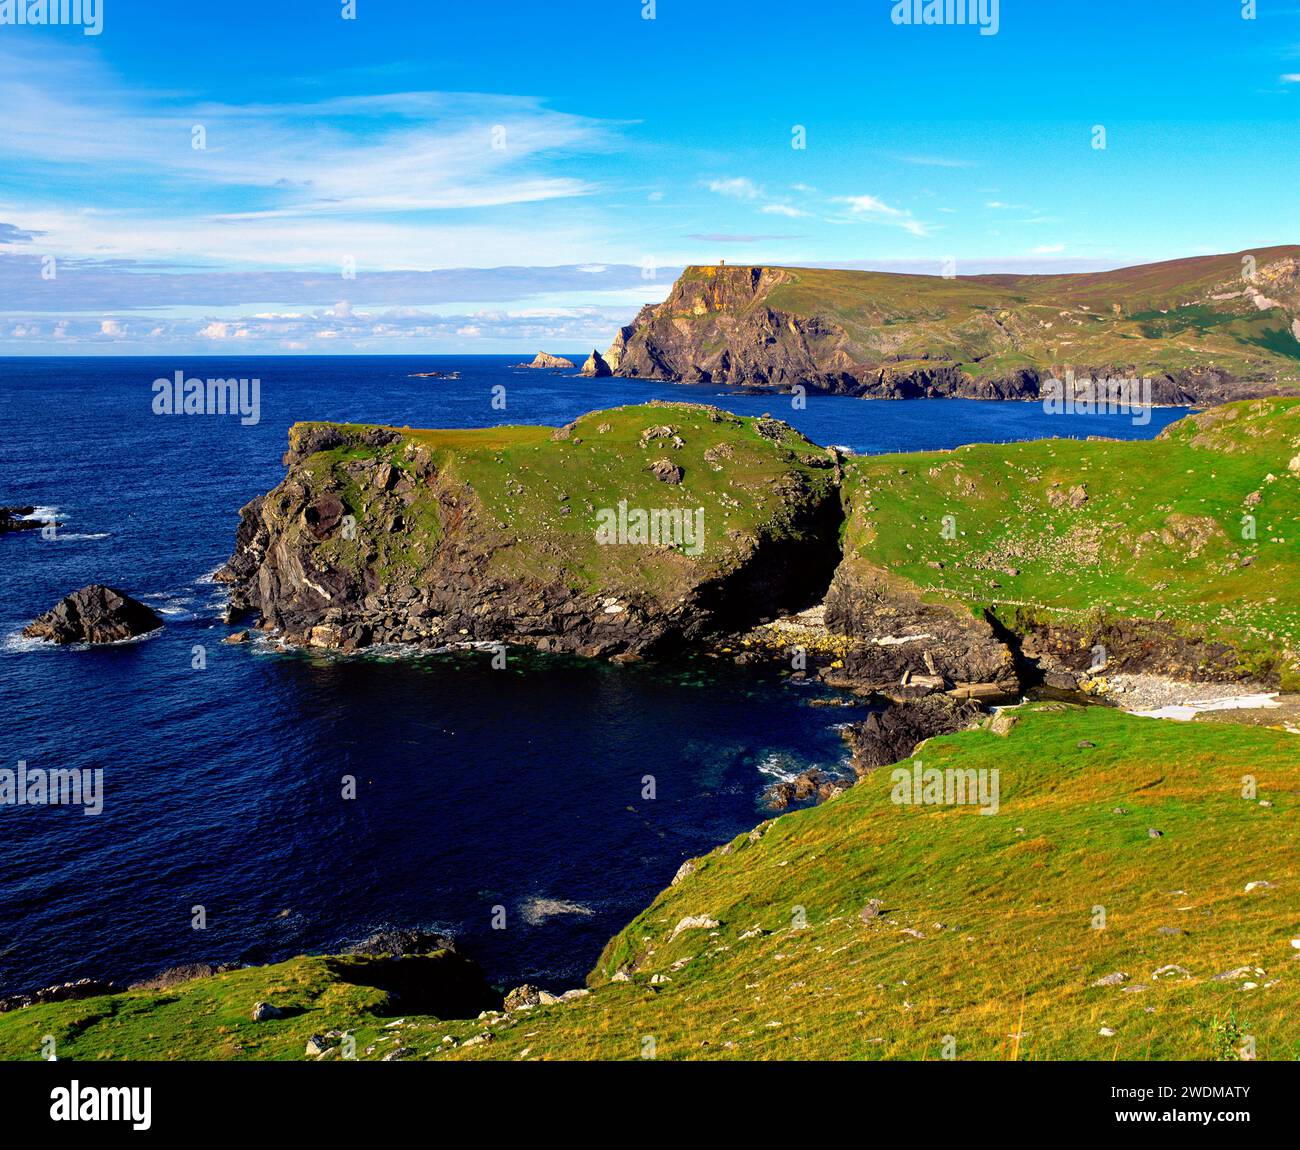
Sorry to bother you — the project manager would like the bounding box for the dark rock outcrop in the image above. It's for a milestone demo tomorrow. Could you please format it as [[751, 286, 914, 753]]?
[[23, 585, 163, 645], [345, 928, 458, 958], [0, 506, 45, 534], [843, 695, 983, 774], [1014, 616, 1263, 687], [128, 962, 239, 992], [0, 978, 122, 1013], [822, 563, 1019, 698]]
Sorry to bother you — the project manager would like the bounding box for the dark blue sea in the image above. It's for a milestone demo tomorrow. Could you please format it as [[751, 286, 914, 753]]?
[[0, 356, 1188, 994]]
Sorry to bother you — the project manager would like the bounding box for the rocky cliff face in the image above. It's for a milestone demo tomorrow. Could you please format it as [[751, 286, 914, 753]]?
[[607, 254, 1300, 404], [220, 399, 1297, 717], [218, 405, 844, 657]]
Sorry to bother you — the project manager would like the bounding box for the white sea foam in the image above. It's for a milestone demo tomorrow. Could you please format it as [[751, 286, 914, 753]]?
[[2, 627, 161, 652], [1, 631, 47, 654], [520, 897, 595, 926], [17, 505, 59, 521], [756, 751, 805, 783]]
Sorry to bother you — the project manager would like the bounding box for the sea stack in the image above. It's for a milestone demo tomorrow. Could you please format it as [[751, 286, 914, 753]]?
[[23, 585, 164, 645], [579, 349, 612, 378]]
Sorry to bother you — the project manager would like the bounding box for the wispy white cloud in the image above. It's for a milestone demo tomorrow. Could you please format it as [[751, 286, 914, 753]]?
[[703, 177, 763, 200], [0, 43, 622, 271], [832, 195, 932, 237]]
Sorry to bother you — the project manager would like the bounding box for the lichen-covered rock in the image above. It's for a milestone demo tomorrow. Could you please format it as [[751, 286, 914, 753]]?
[[23, 585, 163, 645]]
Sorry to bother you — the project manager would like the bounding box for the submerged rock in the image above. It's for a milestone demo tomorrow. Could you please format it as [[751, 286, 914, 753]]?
[[23, 585, 163, 645]]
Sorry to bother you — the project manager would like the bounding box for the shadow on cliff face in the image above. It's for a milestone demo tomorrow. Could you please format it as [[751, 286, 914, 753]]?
[[689, 481, 845, 641]]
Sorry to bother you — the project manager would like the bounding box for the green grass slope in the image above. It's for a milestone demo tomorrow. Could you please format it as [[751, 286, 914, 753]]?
[[838, 397, 1300, 685], [0, 952, 481, 1062], [5, 707, 1295, 1061], [289, 402, 838, 599], [444, 704, 1300, 1061]]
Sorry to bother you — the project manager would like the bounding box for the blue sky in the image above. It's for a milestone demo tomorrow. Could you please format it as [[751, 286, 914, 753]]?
[[1, 0, 1299, 352]]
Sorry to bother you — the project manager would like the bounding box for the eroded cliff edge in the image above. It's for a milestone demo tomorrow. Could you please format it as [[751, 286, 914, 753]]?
[[219, 398, 1300, 706], [218, 403, 844, 656]]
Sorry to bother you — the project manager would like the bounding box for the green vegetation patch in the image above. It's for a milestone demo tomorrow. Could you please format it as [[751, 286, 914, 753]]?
[[11, 708, 1293, 1061], [839, 398, 1300, 676]]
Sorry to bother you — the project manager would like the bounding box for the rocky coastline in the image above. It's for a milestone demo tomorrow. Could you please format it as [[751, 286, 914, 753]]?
[[600, 255, 1300, 405], [210, 398, 1298, 785]]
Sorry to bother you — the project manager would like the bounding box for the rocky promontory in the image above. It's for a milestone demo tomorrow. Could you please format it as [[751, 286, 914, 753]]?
[[602, 251, 1300, 404], [216, 394, 1298, 788], [220, 397, 1299, 709], [218, 404, 843, 657]]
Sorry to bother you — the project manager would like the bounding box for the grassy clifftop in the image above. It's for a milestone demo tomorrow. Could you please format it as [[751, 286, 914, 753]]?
[[837, 397, 1300, 687], [4, 706, 1294, 1061], [612, 250, 1300, 396], [224, 402, 842, 654]]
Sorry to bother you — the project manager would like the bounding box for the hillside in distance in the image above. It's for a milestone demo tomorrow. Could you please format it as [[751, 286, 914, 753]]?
[[605, 247, 1300, 405]]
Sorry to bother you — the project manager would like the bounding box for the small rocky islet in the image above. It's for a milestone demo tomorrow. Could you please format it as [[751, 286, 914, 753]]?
[[22, 584, 163, 646]]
